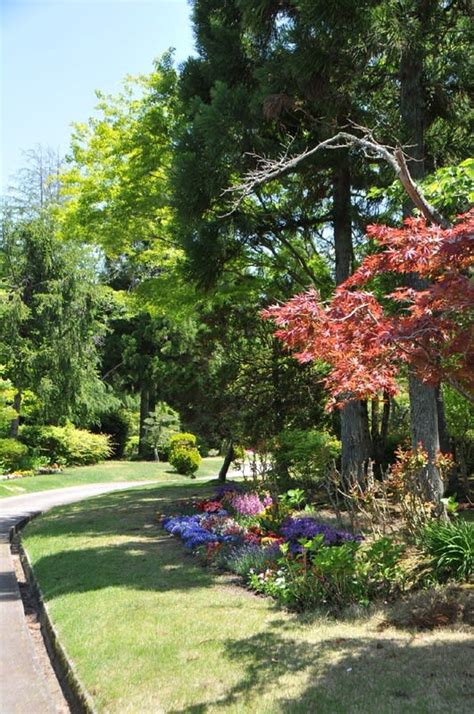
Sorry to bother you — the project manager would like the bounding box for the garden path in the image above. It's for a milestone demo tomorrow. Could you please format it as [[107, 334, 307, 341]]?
[[0, 481, 152, 714]]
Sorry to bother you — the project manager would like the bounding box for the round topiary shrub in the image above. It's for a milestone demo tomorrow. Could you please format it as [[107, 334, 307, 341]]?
[[169, 445, 201, 477], [169, 432, 198, 452]]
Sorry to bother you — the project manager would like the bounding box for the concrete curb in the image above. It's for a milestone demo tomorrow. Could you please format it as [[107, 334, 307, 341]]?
[[10, 516, 97, 714]]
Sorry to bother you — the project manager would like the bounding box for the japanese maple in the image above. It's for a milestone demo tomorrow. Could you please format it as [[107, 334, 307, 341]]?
[[263, 211, 474, 408]]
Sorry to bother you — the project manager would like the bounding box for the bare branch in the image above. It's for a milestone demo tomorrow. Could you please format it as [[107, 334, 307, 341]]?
[[226, 128, 450, 228]]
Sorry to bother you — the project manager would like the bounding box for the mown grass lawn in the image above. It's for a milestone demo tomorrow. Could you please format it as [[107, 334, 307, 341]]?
[[22, 480, 474, 713], [0, 457, 225, 498]]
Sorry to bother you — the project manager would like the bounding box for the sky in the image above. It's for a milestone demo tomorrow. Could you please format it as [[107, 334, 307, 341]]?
[[0, 0, 195, 192]]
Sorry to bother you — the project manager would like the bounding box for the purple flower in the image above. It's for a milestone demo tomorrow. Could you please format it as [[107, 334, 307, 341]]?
[[279, 516, 362, 551], [214, 483, 243, 499]]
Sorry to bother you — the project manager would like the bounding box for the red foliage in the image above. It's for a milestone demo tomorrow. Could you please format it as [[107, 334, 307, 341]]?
[[263, 211, 474, 408]]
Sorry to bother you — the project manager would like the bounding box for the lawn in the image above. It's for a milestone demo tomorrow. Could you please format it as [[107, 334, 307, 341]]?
[[0, 457, 226, 498], [22, 479, 473, 713]]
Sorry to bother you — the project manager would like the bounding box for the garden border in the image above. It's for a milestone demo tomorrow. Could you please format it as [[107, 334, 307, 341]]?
[[10, 516, 97, 714]]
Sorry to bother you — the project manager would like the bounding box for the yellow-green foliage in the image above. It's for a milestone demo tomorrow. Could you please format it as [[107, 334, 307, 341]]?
[[169, 446, 201, 476], [0, 377, 17, 435], [0, 437, 29, 471], [169, 432, 198, 451], [21, 424, 112, 465], [272, 429, 341, 484]]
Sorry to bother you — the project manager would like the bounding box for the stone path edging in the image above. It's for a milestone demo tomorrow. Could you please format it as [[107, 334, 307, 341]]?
[[0, 481, 154, 714], [14, 517, 97, 714]]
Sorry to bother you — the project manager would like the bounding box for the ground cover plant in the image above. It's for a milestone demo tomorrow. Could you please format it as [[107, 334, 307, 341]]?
[[22, 479, 474, 713], [0, 457, 226, 498]]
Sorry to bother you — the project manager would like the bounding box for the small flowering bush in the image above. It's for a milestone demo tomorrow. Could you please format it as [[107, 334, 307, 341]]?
[[250, 535, 405, 611]]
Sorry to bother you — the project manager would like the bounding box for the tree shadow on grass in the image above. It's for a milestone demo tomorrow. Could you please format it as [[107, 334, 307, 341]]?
[[23, 482, 221, 600], [25, 482, 215, 539], [170, 626, 474, 713]]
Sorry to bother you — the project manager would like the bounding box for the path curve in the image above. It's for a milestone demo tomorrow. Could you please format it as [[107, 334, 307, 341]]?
[[0, 481, 152, 714]]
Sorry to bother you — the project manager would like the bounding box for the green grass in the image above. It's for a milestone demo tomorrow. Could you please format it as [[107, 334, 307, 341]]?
[[0, 457, 225, 498], [23, 480, 473, 713]]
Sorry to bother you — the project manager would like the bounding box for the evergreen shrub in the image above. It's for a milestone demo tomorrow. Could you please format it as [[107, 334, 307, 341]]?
[[169, 432, 198, 451], [20, 424, 112, 465], [93, 409, 131, 458], [272, 429, 341, 485], [169, 445, 201, 476], [0, 438, 29, 471]]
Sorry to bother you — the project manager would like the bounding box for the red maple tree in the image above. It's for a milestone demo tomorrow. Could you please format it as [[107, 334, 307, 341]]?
[[262, 211, 474, 409]]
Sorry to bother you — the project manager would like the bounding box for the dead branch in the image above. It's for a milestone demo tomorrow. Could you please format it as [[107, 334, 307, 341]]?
[[226, 128, 450, 228]]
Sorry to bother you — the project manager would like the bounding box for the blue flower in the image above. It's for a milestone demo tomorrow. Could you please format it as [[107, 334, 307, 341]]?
[[163, 513, 235, 549]]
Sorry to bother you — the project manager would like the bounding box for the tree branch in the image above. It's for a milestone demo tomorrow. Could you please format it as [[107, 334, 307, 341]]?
[[226, 128, 450, 228]]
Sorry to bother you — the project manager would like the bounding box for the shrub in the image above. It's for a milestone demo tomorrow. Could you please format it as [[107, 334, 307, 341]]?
[[231, 444, 246, 467], [250, 534, 404, 611], [124, 435, 139, 460], [168, 432, 201, 476], [420, 519, 473, 582], [272, 429, 341, 486], [0, 438, 29, 471], [169, 432, 198, 452], [20, 424, 112, 466], [169, 445, 201, 476]]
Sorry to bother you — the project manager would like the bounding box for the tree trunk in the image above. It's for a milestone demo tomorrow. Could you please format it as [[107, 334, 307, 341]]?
[[138, 385, 150, 459], [371, 392, 391, 466], [408, 372, 443, 501], [219, 439, 235, 482], [400, 12, 445, 501], [435, 385, 450, 454], [9, 391, 22, 439], [333, 156, 372, 484], [341, 400, 372, 486], [271, 339, 285, 434]]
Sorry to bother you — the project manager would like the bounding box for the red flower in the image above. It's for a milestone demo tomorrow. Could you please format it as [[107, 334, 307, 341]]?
[[197, 499, 222, 513]]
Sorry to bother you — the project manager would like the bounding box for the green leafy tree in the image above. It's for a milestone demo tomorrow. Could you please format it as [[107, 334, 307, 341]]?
[[0, 193, 109, 432]]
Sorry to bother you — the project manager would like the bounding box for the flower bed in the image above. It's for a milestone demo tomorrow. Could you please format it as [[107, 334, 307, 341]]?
[[0, 464, 63, 481], [160, 483, 401, 611]]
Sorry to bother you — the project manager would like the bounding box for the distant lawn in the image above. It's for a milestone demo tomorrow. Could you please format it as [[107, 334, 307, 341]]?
[[22, 480, 473, 713], [0, 457, 225, 499]]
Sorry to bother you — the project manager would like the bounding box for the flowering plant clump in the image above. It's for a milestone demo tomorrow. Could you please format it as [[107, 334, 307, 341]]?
[[280, 516, 363, 552], [197, 499, 223, 513], [228, 491, 272, 516], [162, 514, 236, 549]]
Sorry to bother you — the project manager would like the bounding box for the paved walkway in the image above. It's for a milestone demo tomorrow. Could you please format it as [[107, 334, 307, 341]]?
[[0, 481, 151, 714]]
